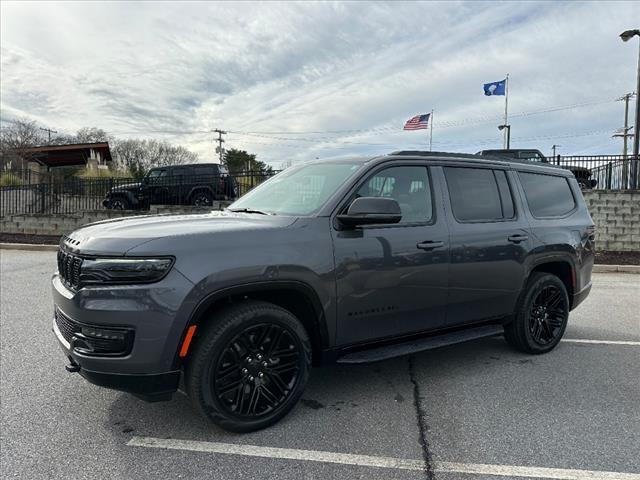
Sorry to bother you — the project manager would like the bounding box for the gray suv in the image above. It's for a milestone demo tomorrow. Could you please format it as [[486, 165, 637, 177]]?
[[52, 151, 594, 432]]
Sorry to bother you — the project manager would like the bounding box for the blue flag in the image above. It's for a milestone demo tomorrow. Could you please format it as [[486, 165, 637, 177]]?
[[483, 79, 506, 96]]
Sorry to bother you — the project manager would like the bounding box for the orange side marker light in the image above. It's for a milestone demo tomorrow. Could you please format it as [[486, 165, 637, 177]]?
[[179, 325, 197, 358]]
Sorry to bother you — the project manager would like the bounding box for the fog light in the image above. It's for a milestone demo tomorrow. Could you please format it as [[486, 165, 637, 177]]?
[[81, 326, 126, 341]]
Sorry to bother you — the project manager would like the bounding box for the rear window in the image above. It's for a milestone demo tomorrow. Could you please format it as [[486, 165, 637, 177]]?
[[444, 167, 514, 222], [518, 172, 575, 217]]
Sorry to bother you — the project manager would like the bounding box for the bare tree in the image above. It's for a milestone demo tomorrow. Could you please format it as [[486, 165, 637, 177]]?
[[112, 138, 198, 179], [0, 118, 45, 176]]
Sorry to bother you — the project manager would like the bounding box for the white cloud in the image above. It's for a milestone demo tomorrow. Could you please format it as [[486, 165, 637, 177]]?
[[1, 1, 638, 166]]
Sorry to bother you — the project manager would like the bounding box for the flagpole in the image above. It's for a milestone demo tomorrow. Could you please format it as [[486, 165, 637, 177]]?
[[429, 110, 434, 151], [504, 74, 509, 148]]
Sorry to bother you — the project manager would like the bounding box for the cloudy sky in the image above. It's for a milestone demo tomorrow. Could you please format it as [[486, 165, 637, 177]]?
[[1, 1, 639, 167]]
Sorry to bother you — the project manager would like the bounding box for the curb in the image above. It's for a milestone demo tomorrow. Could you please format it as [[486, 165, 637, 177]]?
[[0, 243, 59, 252], [592, 264, 640, 274]]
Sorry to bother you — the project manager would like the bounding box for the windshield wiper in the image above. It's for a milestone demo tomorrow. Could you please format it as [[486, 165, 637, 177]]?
[[227, 208, 272, 215]]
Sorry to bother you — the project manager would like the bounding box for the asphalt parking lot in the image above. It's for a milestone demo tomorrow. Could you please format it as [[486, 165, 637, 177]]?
[[1, 249, 639, 480]]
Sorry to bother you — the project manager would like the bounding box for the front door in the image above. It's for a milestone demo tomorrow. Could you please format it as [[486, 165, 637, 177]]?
[[441, 166, 532, 326], [332, 164, 450, 346]]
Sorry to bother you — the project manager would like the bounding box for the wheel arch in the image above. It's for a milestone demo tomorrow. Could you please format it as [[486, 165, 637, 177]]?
[[527, 257, 576, 308], [187, 186, 214, 201], [178, 281, 329, 367]]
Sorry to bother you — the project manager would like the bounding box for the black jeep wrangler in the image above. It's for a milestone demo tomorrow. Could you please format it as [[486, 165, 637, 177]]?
[[477, 149, 597, 189], [103, 163, 238, 210]]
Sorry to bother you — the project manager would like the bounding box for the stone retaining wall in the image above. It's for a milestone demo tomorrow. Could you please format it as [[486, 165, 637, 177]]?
[[582, 190, 639, 252], [0, 203, 230, 237]]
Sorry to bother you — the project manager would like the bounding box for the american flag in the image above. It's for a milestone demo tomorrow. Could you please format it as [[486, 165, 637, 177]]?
[[403, 113, 430, 130]]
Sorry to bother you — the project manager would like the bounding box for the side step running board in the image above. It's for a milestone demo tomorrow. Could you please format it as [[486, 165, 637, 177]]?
[[337, 324, 504, 364]]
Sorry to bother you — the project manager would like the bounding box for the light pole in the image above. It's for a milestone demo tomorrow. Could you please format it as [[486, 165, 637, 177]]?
[[620, 29, 640, 188], [498, 124, 511, 149]]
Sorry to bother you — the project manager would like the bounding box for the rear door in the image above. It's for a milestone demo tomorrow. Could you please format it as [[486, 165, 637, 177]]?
[[441, 165, 532, 326]]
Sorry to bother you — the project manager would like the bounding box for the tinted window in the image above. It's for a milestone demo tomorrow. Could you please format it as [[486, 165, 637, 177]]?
[[356, 166, 432, 224], [518, 172, 575, 217], [194, 165, 217, 176], [170, 167, 189, 178], [444, 167, 505, 222]]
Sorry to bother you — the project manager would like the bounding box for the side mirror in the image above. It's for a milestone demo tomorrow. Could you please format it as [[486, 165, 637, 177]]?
[[337, 197, 402, 228]]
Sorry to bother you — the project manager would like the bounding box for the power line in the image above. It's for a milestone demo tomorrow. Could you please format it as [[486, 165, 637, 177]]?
[[229, 98, 617, 136]]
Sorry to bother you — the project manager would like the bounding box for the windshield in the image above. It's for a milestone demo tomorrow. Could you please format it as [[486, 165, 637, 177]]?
[[229, 162, 363, 216]]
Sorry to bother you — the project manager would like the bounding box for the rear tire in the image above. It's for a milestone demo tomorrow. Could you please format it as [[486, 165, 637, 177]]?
[[504, 272, 569, 354], [191, 190, 213, 207], [185, 300, 311, 432]]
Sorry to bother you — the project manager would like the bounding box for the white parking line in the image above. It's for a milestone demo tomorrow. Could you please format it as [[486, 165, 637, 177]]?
[[128, 436, 640, 480], [562, 338, 640, 346]]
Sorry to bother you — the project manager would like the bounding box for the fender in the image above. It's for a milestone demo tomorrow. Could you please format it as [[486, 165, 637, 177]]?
[[172, 280, 330, 368], [523, 251, 577, 291], [111, 189, 142, 208]]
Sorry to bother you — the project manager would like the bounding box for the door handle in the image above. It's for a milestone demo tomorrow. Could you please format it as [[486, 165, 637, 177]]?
[[416, 240, 445, 251], [507, 234, 529, 243]]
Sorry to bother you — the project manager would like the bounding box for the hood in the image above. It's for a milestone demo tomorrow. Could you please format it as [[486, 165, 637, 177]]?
[[61, 210, 297, 256], [110, 182, 141, 192]]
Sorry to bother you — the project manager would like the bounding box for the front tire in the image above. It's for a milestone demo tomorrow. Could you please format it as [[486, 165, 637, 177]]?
[[504, 272, 570, 354], [110, 197, 130, 210], [185, 301, 311, 432]]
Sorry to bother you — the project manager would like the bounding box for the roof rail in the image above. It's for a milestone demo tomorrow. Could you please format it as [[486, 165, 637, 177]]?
[[387, 150, 565, 168], [389, 150, 485, 160]]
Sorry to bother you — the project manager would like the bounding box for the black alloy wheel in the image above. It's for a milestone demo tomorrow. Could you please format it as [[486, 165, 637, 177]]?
[[192, 191, 213, 207], [186, 300, 311, 432], [504, 272, 570, 354], [528, 285, 567, 346], [213, 323, 302, 417]]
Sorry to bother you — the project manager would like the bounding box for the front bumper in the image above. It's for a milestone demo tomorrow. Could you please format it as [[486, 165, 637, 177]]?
[[51, 269, 195, 401], [571, 281, 592, 310]]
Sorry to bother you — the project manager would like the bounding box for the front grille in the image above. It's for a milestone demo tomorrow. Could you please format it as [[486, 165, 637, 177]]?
[[54, 307, 78, 344], [57, 249, 83, 290]]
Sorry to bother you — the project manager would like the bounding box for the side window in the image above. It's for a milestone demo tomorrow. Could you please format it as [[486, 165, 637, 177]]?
[[171, 167, 189, 181], [518, 172, 576, 217], [195, 165, 217, 176], [444, 167, 514, 222], [147, 169, 166, 184], [355, 166, 432, 224]]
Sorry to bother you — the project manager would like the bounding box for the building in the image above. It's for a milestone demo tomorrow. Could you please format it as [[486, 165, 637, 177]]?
[[19, 142, 113, 182]]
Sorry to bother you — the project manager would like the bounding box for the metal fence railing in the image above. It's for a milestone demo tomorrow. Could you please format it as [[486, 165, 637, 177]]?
[[0, 171, 278, 218], [552, 155, 639, 190]]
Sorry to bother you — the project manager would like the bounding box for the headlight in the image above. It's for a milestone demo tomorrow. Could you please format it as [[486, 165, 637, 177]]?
[[79, 258, 174, 286]]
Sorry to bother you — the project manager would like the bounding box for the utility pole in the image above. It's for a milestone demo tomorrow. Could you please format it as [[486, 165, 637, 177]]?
[[614, 93, 635, 158], [213, 129, 226, 163], [619, 29, 640, 188], [39, 127, 58, 143], [551, 144, 561, 159]]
